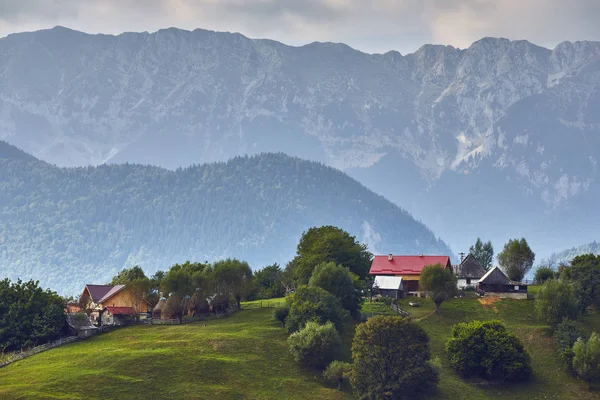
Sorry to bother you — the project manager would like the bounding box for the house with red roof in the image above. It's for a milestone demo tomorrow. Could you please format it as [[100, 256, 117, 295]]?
[[370, 254, 453, 295], [80, 284, 151, 326]]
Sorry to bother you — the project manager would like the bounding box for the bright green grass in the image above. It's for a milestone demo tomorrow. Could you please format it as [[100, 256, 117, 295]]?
[[0, 309, 350, 400], [240, 297, 286, 308], [360, 301, 397, 316], [1, 295, 598, 399]]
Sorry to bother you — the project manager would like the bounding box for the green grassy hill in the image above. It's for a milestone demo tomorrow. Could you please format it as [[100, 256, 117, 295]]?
[[1, 293, 599, 399]]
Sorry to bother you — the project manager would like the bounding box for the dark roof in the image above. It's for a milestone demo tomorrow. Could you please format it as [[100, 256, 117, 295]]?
[[369, 255, 452, 275], [479, 266, 511, 285], [104, 306, 137, 315], [454, 254, 487, 279], [84, 285, 119, 303]]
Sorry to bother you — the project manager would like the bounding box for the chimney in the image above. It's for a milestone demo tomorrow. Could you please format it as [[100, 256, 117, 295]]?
[[388, 254, 393, 261], [419, 254, 423, 257]]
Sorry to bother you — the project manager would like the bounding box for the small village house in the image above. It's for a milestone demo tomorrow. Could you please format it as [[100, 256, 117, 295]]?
[[477, 266, 528, 299], [81, 284, 151, 326], [454, 253, 487, 289], [369, 254, 453, 297], [372, 275, 403, 299]]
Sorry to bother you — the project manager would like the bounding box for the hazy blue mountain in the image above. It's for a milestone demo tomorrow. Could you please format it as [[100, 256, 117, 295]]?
[[0, 27, 599, 256], [0, 142, 452, 294], [539, 241, 600, 267]]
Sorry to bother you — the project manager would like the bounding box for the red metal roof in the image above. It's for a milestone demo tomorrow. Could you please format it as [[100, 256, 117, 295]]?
[[104, 306, 137, 315], [369, 255, 452, 275]]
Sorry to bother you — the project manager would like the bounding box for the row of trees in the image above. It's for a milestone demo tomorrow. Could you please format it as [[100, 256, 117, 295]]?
[[534, 253, 600, 390], [470, 236, 536, 282]]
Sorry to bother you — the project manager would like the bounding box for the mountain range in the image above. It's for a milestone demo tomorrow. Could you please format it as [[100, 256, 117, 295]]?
[[0, 142, 451, 294], [0, 26, 599, 258]]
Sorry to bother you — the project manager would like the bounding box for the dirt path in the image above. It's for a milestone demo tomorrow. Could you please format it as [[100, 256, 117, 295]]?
[[478, 296, 500, 313]]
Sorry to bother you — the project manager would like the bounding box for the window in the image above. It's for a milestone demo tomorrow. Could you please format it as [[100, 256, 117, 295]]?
[[466, 278, 471, 285], [514, 285, 519, 291]]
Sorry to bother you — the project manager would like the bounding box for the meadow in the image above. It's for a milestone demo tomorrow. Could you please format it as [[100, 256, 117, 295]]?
[[0, 291, 599, 399]]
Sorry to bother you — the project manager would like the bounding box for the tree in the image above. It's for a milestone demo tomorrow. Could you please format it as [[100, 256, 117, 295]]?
[[161, 268, 194, 297], [446, 320, 531, 382], [274, 306, 290, 327], [535, 279, 579, 327], [253, 263, 284, 299], [554, 318, 586, 373], [323, 361, 352, 391], [497, 238, 535, 282], [292, 226, 373, 284], [288, 321, 341, 369], [285, 286, 349, 333], [534, 266, 556, 284], [419, 264, 457, 314], [572, 332, 600, 391], [309, 262, 361, 318], [110, 265, 151, 300], [350, 316, 438, 400], [469, 238, 494, 270], [561, 254, 600, 313], [212, 258, 253, 310], [0, 279, 66, 352]]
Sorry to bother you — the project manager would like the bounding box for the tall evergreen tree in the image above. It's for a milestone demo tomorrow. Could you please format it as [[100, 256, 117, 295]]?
[[469, 238, 494, 270]]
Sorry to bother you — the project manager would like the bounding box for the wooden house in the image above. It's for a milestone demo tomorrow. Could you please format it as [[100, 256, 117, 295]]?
[[477, 266, 528, 299], [454, 254, 487, 289], [81, 284, 151, 326], [369, 254, 453, 295], [373, 275, 403, 299]]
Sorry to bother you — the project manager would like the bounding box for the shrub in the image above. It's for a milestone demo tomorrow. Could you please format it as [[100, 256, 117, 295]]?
[[554, 318, 586, 373], [274, 306, 290, 327], [534, 266, 556, 284], [309, 262, 361, 318], [285, 286, 349, 333], [446, 320, 531, 382], [350, 316, 438, 399], [323, 361, 352, 391], [572, 332, 600, 391], [288, 321, 341, 369], [535, 279, 579, 327]]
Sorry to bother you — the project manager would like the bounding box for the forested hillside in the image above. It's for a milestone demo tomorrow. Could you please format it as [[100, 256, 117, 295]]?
[[0, 142, 452, 294], [541, 241, 600, 266]]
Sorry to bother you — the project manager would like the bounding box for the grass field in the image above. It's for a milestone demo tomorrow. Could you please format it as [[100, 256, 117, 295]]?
[[1, 291, 598, 399]]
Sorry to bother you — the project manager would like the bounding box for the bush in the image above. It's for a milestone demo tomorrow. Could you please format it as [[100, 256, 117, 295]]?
[[309, 262, 361, 318], [350, 316, 438, 399], [535, 279, 579, 327], [274, 306, 290, 327], [285, 286, 350, 333], [554, 318, 586, 373], [323, 361, 352, 391], [446, 320, 531, 382], [572, 332, 600, 391], [534, 266, 556, 284], [288, 321, 341, 369]]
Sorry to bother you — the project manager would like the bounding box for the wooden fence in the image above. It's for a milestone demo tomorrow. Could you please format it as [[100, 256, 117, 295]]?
[[392, 304, 411, 317], [0, 336, 79, 369], [241, 301, 285, 310]]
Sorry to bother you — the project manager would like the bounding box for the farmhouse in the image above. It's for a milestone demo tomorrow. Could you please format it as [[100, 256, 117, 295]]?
[[373, 275, 404, 299], [81, 284, 151, 326], [478, 266, 528, 299], [370, 254, 453, 296], [454, 254, 487, 289]]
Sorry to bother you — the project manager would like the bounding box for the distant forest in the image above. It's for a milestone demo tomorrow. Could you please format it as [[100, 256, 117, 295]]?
[[0, 141, 452, 294], [541, 241, 600, 267]]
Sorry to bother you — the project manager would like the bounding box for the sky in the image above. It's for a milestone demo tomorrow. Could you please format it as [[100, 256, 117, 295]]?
[[0, 0, 599, 54]]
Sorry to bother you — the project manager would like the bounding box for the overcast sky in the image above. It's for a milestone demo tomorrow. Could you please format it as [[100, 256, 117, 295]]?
[[1, 0, 599, 54]]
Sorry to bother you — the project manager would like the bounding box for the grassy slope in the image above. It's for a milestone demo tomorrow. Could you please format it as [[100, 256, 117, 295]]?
[[1, 292, 599, 399], [0, 308, 350, 400]]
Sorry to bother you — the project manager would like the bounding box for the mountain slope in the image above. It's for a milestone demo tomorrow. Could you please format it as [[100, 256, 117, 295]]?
[[0, 27, 599, 255], [0, 146, 452, 294], [540, 241, 600, 266]]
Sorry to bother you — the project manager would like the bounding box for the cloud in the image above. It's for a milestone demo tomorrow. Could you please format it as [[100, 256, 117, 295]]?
[[0, 0, 598, 54]]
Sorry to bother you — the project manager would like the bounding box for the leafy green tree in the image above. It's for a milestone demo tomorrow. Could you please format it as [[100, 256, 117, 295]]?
[[554, 319, 586, 373], [534, 266, 556, 284], [446, 320, 531, 382], [309, 262, 361, 318], [110, 265, 151, 299], [419, 264, 457, 314], [285, 286, 349, 333], [469, 238, 494, 270], [288, 321, 341, 369], [561, 254, 600, 313], [212, 258, 253, 310], [573, 332, 600, 391], [535, 279, 579, 327], [0, 279, 65, 352], [161, 268, 194, 297], [323, 361, 352, 391], [292, 226, 373, 284], [350, 316, 438, 400], [497, 238, 535, 282], [253, 263, 284, 299]]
